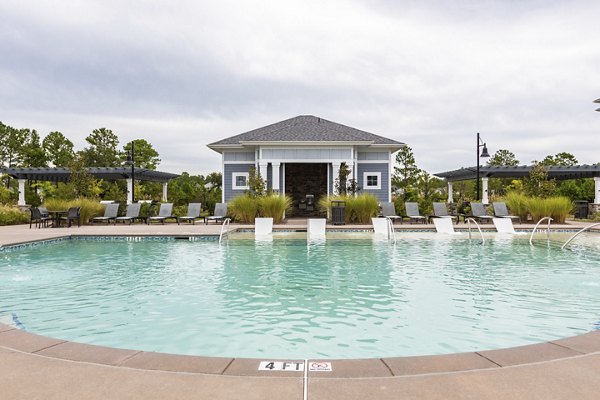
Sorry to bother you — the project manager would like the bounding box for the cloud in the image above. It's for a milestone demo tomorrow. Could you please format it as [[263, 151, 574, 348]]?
[[1, 0, 599, 176]]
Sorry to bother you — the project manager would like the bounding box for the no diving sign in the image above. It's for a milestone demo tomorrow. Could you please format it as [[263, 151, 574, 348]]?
[[258, 361, 332, 372]]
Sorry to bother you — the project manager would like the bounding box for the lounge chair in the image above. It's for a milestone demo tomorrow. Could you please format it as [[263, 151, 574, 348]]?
[[403, 202, 427, 224], [59, 207, 81, 227], [255, 217, 273, 238], [148, 203, 175, 224], [431, 202, 459, 224], [493, 202, 521, 224], [380, 202, 403, 224], [492, 218, 526, 235], [115, 203, 141, 225], [307, 218, 326, 240], [92, 203, 119, 224], [177, 203, 202, 225], [469, 202, 494, 224], [433, 218, 461, 235], [29, 207, 51, 229], [205, 203, 228, 224]]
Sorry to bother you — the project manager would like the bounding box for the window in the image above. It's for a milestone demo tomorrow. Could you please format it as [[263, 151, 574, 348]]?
[[232, 172, 249, 190], [363, 172, 381, 190]]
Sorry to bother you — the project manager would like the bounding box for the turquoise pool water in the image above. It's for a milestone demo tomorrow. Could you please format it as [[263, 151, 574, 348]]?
[[1, 235, 600, 359]]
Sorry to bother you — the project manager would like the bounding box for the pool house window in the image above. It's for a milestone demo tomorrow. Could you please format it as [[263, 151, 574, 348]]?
[[232, 172, 249, 190], [364, 172, 381, 190]]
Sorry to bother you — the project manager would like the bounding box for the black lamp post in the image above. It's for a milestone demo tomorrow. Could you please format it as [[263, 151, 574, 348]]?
[[476, 132, 490, 201], [125, 141, 135, 203]]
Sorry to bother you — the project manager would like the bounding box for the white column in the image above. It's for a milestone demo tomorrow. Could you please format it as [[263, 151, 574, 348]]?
[[272, 162, 280, 192], [17, 179, 26, 206], [162, 182, 168, 202], [594, 177, 600, 204], [447, 181, 454, 203], [259, 162, 268, 182], [482, 177, 489, 205], [126, 178, 133, 205], [332, 163, 341, 195]]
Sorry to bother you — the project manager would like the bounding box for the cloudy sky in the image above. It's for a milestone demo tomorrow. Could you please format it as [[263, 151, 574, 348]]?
[[1, 0, 599, 176]]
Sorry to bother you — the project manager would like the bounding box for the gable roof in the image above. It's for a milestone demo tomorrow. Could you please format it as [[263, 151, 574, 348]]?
[[208, 115, 404, 151]]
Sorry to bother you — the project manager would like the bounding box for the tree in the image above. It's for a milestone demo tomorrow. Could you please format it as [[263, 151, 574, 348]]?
[[541, 152, 578, 167], [43, 131, 74, 167], [523, 162, 556, 198], [79, 128, 120, 167], [67, 154, 101, 198], [392, 146, 421, 189], [248, 167, 266, 197], [121, 139, 161, 170], [334, 162, 351, 195], [0, 122, 26, 168], [21, 129, 47, 168], [487, 149, 519, 167]]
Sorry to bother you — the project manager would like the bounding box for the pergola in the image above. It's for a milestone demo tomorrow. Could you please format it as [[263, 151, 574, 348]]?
[[1, 167, 180, 206], [434, 165, 600, 205]]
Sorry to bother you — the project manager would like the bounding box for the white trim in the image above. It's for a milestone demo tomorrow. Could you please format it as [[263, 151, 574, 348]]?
[[232, 172, 249, 190], [363, 172, 382, 190], [223, 160, 257, 165], [356, 160, 391, 164]]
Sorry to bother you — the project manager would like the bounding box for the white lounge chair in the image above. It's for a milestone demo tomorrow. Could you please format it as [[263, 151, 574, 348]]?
[[307, 218, 326, 240], [255, 217, 273, 237], [433, 218, 462, 235], [371, 217, 391, 240], [493, 218, 526, 235]]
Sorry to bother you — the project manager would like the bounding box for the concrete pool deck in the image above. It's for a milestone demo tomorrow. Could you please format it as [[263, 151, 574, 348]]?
[[1, 221, 600, 399]]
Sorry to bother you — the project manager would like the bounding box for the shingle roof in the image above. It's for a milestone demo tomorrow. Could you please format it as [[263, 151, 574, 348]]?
[[208, 115, 404, 148]]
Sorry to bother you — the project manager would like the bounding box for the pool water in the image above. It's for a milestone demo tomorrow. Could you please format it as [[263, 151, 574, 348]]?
[[1, 235, 600, 359]]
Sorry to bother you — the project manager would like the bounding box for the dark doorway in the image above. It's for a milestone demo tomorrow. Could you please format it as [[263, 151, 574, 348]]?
[[285, 163, 328, 216]]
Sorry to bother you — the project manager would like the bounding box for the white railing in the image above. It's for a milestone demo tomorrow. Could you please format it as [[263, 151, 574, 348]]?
[[465, 218, 485, 244], [219, 218, 231, 244], [529, 217, 553, 246], [386, 217, 397, 245], [561, 222, 600, 250]]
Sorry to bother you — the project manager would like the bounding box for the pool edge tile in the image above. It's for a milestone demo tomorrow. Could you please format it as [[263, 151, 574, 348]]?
[[223, 358, 306, 377], [550, 330, 600, 354], [120, 351, 234, 374], [0, 329, 66, 353], [0, 323, 15, 333], [307, 358, 393, 378], [36, 341, 140, 366]]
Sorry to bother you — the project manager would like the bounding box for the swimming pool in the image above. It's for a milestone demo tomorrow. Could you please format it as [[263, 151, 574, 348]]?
[[1, 233, 600, 359]]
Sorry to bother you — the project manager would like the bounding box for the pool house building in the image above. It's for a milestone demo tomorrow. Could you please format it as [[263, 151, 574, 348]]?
[[208, 115, 404, 214]]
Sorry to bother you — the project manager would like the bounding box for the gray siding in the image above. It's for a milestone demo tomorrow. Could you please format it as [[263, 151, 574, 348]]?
[[223, 163, 254, 202], [262, 148, 351, 160], [357, 152, 388, 160], [357, 163, 389, 202], [223, 152, 255, 162]]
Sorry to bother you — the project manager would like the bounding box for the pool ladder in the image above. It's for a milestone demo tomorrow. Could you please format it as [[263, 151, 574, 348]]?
[[529, 217, 553, 245], [219, 218, 231, 244], [465, 218, 485, 244], [561, 222, 600, 250]]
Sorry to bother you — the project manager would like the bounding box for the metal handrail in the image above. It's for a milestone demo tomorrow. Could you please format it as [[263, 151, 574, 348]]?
[[529, 217, 553, 246], [561, 222, 600, 250], [386, 217, 397, 245], [219, 218, 231, 244], [465, 218, 485, 244]]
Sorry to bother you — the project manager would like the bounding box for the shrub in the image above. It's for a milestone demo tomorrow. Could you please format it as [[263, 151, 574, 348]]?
[[545, 196, 572, 224], [0, 186, 16, 205], [258, 194, 291, 224], [43, 198, 105, 224], [228, 194, 258, 223], [504, 192, 529, 222], [318, 194, 379, 224], [0, 205, 30, 225]]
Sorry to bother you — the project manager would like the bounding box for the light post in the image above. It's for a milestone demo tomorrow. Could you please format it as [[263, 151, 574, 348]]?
[[476, 132, 490, 201], [125, 141, 135, 203]]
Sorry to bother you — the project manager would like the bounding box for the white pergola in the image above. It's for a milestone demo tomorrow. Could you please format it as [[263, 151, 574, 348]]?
[[1, 167, 179, 206]]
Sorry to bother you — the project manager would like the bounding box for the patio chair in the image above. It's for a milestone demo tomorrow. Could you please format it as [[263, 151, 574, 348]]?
[[431, 202, 459, 224], [205, 203, 228, 224], [469, 202, 494, 224], [92, 203, 119, 224], [403, 202, 427, 224], [59, 207, 81, 227], [492, 218, 526, 235], [29, 207, 51, 229], [493, 202, 522, 224], [177, 203, 202, 225], [115, 203, 141, 225], [148, 203, 175, 225], [380, 202, 403, 224]]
